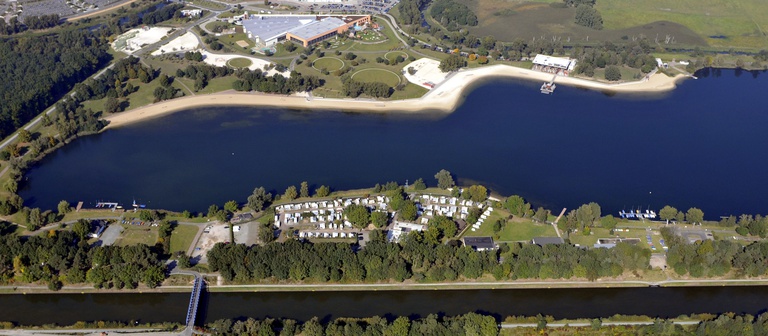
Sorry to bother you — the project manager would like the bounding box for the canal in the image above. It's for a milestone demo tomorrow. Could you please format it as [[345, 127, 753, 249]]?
[[1, 286, 767, 325]]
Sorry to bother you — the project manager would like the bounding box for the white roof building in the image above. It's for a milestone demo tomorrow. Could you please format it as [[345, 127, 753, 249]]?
[[532, 54, 576, 71]]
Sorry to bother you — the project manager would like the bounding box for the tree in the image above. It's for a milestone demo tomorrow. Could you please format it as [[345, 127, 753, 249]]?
[[371, 211, 388, 228], [412, 178, 427, 190], [247, 187, 273, 211], [207, 204, 220, 218], [300, 181, 309, 198], [386, 316, 410, 336], [686, 207, 704, 225], [158, 73, 170, 87], [57, 200, 71, 215], [604, 65, 622, 81], [224, 200, 239, 213], [3, 179, 17, 193], [260, 223, 276, 243], [675, 211, 686, 223], [28, 208, 43, 230], [314, 185, 330, 197], [72, 219, 91, 240], [18, 129, 31, 142], [504, 195, 530, 217], [284, 186, 298, 201], [399, 200, 418, 221], [465, 185, 488, 202], [574, 4, 603, 29], [344, 204, 371, 228], [434, 169, 455, 189], [600, 215, 617, 230], [178, 253, 191, 268], [659, 205, 678, 224], [439, 54, 467, 72]]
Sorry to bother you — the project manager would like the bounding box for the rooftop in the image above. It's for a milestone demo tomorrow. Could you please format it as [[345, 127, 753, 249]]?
[[532, 54, 573, 69], [288, 17, 347, 40], [463, 236, 496, 250], [242, 15, 315, 41]]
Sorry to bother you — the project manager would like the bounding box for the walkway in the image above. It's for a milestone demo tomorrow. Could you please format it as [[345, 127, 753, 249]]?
[[171, 270, 203, 336]]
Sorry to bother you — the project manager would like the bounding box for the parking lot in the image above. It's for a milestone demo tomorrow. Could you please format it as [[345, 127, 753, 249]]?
[[97, 224, 123, 246], [191, 223, 230, 264]]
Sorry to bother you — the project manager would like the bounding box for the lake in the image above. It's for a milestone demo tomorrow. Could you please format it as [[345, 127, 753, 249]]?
[[20, 68, 768, 218]]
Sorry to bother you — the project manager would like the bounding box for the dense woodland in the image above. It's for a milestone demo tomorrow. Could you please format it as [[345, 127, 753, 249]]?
[[0, 30, 110, 139], [0, 228, 165, 290], [0, 14, 61, 35], [206, 313, 497, 336], [430, 0, 478, 30]]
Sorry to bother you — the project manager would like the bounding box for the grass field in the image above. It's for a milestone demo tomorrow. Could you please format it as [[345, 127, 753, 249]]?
[[170, 224, 199, 254], [115, 225, 158, 246], [464, 210, 557, 242], [82, 78, 191, 113], [597, 0, 768, 49], [227, 57, 253, 68], [351, 68, 402, 86], [312, 57, 345, 71]]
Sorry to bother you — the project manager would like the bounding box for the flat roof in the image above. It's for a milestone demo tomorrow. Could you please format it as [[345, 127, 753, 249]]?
[[242, 16, 315, 42], [288, 17, 347, 40], [532, 54, 572, 69], [463, 236, 495, 249]]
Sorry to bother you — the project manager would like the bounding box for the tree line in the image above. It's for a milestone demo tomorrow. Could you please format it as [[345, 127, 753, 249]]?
[[0, 229, 165, 290], [207, 224, 649, 283], [0, 14, 60, 35], [206, 312, 497, 336], [341, 77, 392, 98], [233, 69, 323, 94]]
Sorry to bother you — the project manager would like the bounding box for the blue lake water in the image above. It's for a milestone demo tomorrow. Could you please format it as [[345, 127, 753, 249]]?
[[20, 68, 768, 218]]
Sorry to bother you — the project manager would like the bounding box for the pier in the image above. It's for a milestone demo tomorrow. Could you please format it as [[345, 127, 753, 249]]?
[[540, 75, 557, 94]]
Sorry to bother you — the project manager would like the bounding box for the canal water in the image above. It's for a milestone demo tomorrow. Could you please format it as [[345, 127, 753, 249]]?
[[1, 286, 768, 325], [20, 68, 768, 218]]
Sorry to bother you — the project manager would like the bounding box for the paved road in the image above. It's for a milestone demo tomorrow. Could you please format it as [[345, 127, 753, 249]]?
[[500, 320, 700, 328]]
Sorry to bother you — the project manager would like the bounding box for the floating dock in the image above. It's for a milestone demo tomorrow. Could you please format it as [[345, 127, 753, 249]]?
[[619, 209, 657, 219], [540, 75, 557, 94]]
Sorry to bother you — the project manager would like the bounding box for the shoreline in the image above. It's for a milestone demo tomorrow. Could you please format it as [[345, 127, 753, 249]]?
[[103, 64, 687, 129], [3, 278, 768, 295]]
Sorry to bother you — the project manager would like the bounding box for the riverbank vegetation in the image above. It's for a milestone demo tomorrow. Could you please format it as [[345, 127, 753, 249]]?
[[0, 230, 166, 290], [205, 312, 497, 336]]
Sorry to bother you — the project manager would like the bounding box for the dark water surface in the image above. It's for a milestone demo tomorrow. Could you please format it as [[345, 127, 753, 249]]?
[[20, 68, 768, 217], [1, 287, 768, 325]]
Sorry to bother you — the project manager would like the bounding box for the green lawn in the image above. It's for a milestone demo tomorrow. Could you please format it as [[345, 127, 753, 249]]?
[[115, 224, 158, 246], [187, 0, 226, 10], [170, 224, 199, 254], [178, 76, 237, 94], [351, 68, 402, 86], [465, 210, 557, 242], [312, 57, 345, 71], [228, 57, 253, 68], [597, 0, 768, 49]]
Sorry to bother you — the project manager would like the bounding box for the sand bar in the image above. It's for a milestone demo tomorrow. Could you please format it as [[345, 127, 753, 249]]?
[[104, 64, 686, 129]]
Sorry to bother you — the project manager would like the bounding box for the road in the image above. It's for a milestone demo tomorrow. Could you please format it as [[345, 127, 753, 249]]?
[[500, 320, 700, 328]]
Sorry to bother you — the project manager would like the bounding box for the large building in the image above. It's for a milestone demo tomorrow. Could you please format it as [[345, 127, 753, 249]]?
[[242, 14, 370, 48], [532, 54, 576, 76]]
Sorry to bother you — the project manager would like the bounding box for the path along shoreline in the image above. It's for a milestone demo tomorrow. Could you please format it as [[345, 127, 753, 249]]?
[[104, 64, 687, 129]]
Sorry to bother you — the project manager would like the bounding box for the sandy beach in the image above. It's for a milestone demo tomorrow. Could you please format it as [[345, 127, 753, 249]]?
[[104, 64, 686, 129]]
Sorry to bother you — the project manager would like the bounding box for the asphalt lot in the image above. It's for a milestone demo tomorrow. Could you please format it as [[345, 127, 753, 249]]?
[[98, 224, 123, 246]]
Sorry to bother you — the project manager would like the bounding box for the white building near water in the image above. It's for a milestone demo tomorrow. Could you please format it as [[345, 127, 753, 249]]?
[[532, 54, 576, 76]]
